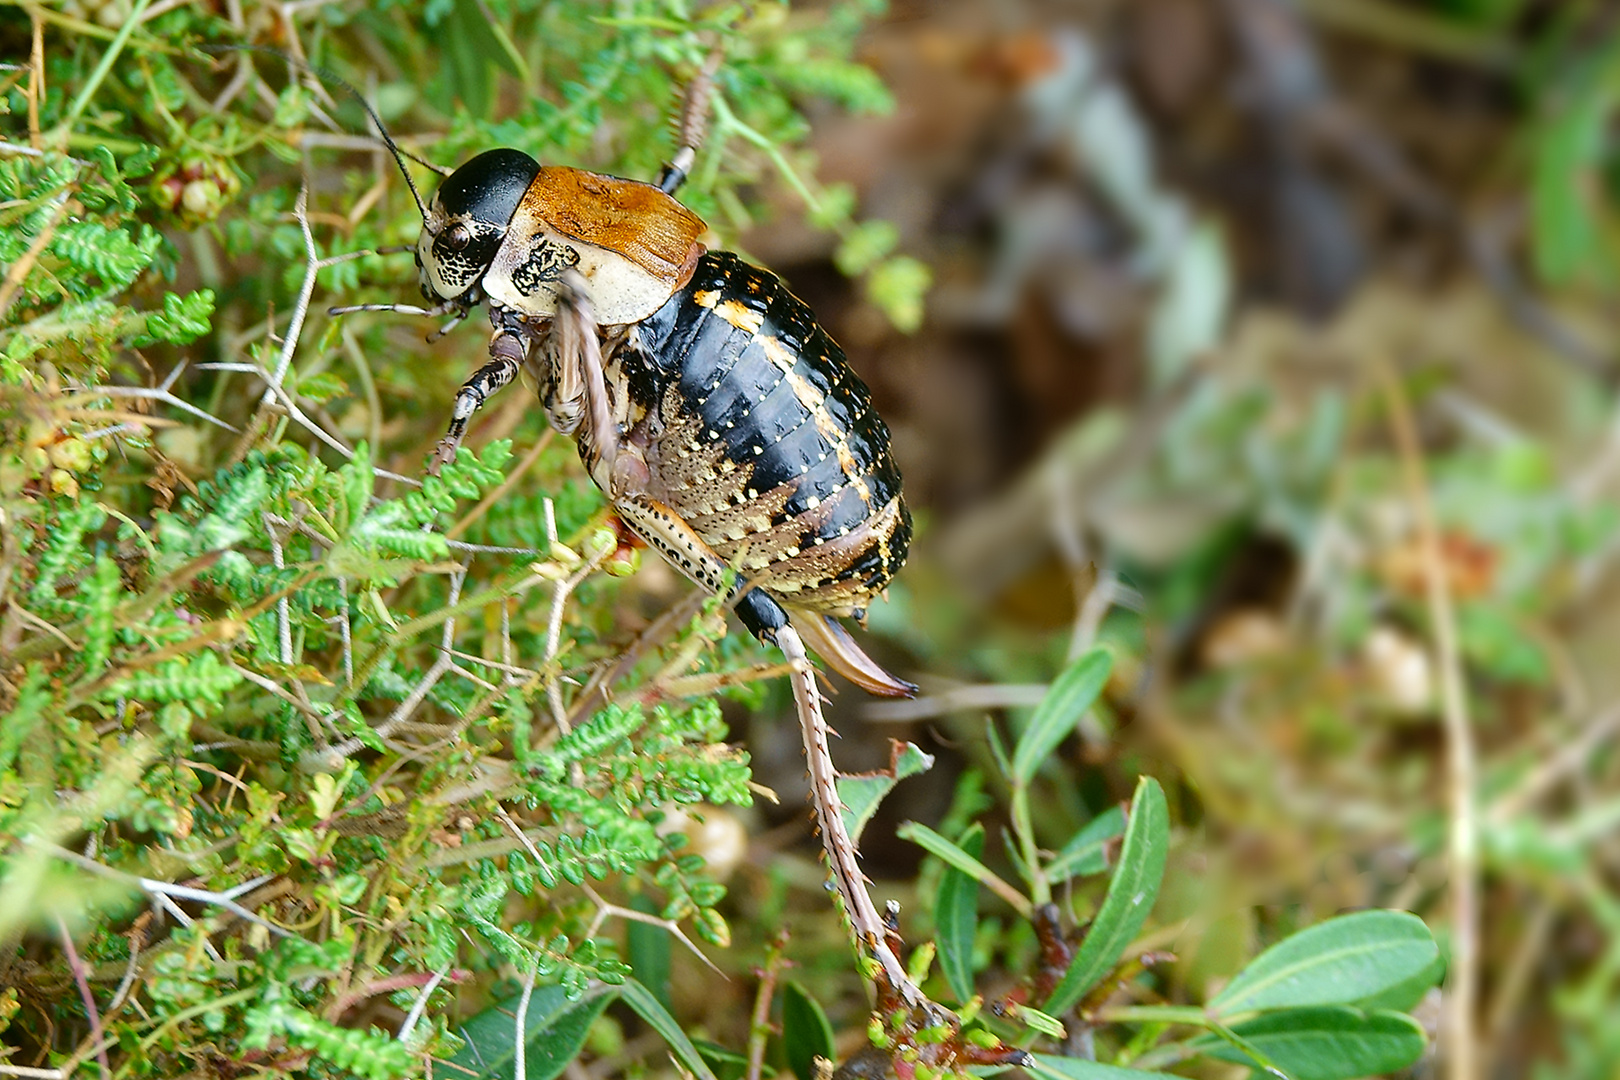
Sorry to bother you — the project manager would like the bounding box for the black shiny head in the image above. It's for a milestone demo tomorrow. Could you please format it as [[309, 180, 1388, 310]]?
[[417, 148, 540, 302]]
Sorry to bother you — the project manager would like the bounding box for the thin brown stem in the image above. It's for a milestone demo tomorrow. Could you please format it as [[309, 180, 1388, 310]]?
[[28, 10, 43, 148], [0, 190, 69, 320], [1380, 363, 1478, 1080], [745, 931, 791, 1080], [55, 915, 111, 1080]]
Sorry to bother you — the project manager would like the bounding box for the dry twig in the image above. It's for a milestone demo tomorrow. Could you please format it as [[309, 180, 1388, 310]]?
[[1380, 361, 1478, 1080], [55, 915, 111, 1080]]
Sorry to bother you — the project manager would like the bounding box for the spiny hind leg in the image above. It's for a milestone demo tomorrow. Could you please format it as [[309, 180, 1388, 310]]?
[[613, 493, 934, 1008], [613, 492, 927, 1000], [774, 618, 933, 1011], [610, 493, 787, 641]]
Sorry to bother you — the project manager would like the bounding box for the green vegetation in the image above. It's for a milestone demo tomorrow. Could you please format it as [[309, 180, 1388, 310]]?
[[18, 0, 1618, 1077]]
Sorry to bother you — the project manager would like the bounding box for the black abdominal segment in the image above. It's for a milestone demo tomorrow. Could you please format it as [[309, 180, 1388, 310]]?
[[625, 251, 912, 609]]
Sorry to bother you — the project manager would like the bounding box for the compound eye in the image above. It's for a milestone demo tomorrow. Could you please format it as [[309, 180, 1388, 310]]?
[[445, 223, 472, 252]]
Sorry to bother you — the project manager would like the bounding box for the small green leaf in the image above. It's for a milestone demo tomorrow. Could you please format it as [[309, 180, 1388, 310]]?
[[695, 906, 731, 947], [1530, 78, 1616, 286], [838, 741, 934, 845], [1009, 1003, 1067, 1040], [296, 371, 350, 405], [441, 0, 520, 116], [781, 980, 835, 1080], [808, 182, 857, 231], [1043, 776, 1169, 1015], [936, 823, 984, 1003], [1046, 805, 1127, 881], [1352, 953, 1446, 1013], [834, 219, 899, 277], [1146, 222, 1230, 384], [449, 982, 614, 1079], [1029, 1054, 1163, 1079], [1192, 1007, 1428, 1080], [619, 978, 719, 1080], [1209, 910, 1439, 1017], [864, 255, 932, 334], [1014, 650, 1112, 787]]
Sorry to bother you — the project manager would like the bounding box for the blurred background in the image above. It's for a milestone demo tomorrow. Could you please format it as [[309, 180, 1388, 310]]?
[[6, 0, 1620, 1077], [732, 1, 1620, 1075]]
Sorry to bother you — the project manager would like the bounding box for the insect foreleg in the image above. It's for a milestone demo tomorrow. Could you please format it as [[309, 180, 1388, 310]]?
[[429, 328, 525, 474], [556, 274, 785, 644]]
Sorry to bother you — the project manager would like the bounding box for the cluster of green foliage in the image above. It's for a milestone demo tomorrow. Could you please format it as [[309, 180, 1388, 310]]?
[[0, 1, 1457, 1079], [0, 0, 912, 1074], [872, 654, 1443, 1080]]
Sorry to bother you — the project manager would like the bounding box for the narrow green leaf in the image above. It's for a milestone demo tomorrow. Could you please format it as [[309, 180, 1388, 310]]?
[[898, 820, 1031, 918], [1043, 776, 1169, 1016], [1011, 1003, 1068, 1040], [449, 982, 614, 1080], [1209, 910, 1439, 1017], [936, 823, 984, 1003], [838, 741, 935, 845], [781, 980, 835, 1080], [618, 978, 719, 1080], [626, 895, 672, 1014], [693, 1039, 752, 1080], [986, 717, 1013, 780], [898, 822, 997, 884], [1530, 81, 1614, 286], [1013, 650, 1112, 787], [1046, 805, 1127, 881], [1029, 1054, 1163, 1079], [1191, 1007, 1428, 1080]]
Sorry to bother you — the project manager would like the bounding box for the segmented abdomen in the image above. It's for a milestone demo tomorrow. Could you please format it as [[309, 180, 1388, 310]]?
[[626, 251, 911, 618]]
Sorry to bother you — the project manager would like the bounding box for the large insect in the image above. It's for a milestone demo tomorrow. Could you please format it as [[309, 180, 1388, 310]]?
[[337, 72, 917, 701], [327, 60, 966, 1019]]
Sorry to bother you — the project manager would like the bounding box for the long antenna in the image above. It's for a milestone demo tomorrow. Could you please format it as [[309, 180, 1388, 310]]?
[[199, 44, 433, 221]]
